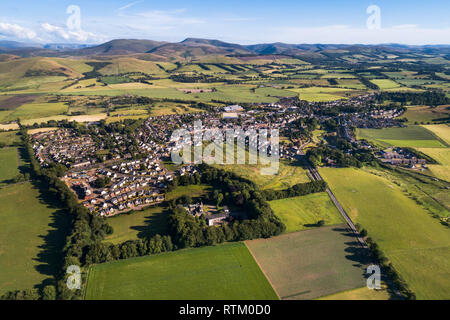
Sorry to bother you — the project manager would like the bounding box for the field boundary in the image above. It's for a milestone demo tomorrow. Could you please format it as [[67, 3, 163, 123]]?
[[244, 242, 281, 300]]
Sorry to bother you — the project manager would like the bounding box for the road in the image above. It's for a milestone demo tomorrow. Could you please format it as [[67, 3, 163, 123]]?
[[298, 149, 368, 248]]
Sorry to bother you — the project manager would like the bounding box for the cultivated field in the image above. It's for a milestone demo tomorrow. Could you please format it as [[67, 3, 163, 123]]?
[[319, 167, 450, 299], [356, 125, 448, 148], [85, 242, 278, 300], [0, 182, 69, 294], [318, 286, 390, 300], [269, 192, 343, 233], [403, 105, 450, 124], [245, 225, 371, 300]]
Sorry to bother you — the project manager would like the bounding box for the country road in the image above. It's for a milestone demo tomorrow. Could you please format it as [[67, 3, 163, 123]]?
[[298, 149, 368, 248]]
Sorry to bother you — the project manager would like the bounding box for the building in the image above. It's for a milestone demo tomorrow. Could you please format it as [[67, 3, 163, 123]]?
[[223, 105, 244, 112]]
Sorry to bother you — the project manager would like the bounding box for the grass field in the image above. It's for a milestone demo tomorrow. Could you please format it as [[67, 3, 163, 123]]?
[[356, 125, 448, 148], [319, 167, 450, 299], [85, 242, 278, 300], [423, 124, 450, 145], [165, 184, 211, 201], [2, 102, 68, 122], [104, 206, 168, 245], [269, 192, 344, 233], [370, 79, 402, 90], [418, 148, 450, 182], [0, 182, 69, 294], [403, 105, 450, 124], [0, 130, 20, 146], [245, 225, 371, 300], [0, 147, 20, 182], [215, 159, 310, 190]]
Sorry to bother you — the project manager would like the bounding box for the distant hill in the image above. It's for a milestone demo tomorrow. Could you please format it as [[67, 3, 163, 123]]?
[[1, 38, 449, 60], [73, 39, 167, 56]]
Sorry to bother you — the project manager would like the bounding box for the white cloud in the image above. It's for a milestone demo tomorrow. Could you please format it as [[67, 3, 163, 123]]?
[[40, 22, 101, 43], [0, 22, 37, 40]]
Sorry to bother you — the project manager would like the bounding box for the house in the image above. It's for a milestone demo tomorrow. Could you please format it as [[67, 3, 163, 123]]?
[[223, 105, 244, 112], [206, 213, 229, 226]]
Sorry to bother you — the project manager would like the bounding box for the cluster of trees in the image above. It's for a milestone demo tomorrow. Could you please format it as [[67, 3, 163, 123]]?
[[83, 62, 112, 79], [376, 91, 449, 106], [84, 235, 173, 265], [166, 164, 286, 248], [355, 224, 416, 300], [261, 180, 327, 201], [307, 146, 363, 168], [283, 117, 318, 140]]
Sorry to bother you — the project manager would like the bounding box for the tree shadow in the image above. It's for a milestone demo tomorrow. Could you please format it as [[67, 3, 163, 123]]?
[[130, 206, 170, 240], [334, 226, 402, 300], [30, 179, 71, 292]]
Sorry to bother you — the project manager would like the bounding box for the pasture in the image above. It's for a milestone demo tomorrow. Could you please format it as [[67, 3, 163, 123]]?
[[269, 192, 343, 233], [245, 225, 370, 300], [403, 105, 450, 124], [1, 102, 68, 122], [319, 167, 450, 299], [215, 159, 310, 190], [104, 206, 168, 245], [0, 130, 20, 146], [418, 148, 450, 182], [85, 242, 278, 300], [0, 147, 20, 182], [356, 125, 448, 148], [0, 182, 69, 294]]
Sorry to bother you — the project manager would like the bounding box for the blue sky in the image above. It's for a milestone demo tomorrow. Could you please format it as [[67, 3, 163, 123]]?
[[0, 0, 449, 44]]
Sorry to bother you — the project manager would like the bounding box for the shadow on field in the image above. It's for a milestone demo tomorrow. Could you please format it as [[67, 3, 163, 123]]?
[[332, 226, 401, 300], [131, 206, 170, 240], [31, 179, 71, 291]]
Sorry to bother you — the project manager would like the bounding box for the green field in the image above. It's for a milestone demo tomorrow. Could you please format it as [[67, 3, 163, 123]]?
[[319, 167, 450, 299], [245, 225, 371, 300], [0, 182, 69, 294], [403, 105, 450, 124], [0, 147, 20, 182], [370, 79, 402, 90], [215, 159, 310, 190], [104, 206, 168, 244], [165, 184, 211, 201], [1, 102, 69, 122], [0, 130, 20, 146], [85, 242, 278, 300], [356, 125, 448, 148], [269, 192, 343, 233], [418, 148, 450, 182]]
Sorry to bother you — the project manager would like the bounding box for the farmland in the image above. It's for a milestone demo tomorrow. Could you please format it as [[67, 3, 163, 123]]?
[[403, 105, 450, 124], [0, 182, 69, 294], [356, 125, 448, 148], [269, 192, 343, 233], [85, 242, 278, 300], [0, 147, 20, 183], [418, 148, 450, 182], [245, 225, 371, 300], [215, 159, 310, 190], [319, 167, 450, 299]]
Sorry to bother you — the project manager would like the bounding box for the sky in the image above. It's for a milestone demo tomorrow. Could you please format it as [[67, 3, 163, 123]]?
[[0, 0, 449, 45]]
